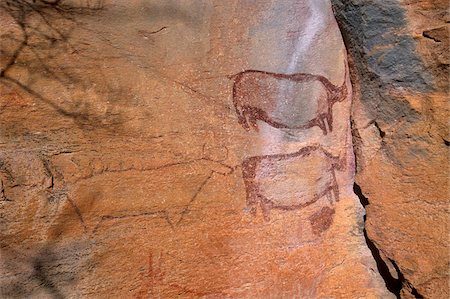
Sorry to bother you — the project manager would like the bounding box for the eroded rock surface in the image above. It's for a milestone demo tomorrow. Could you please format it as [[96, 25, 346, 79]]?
[[1, 0, 393, 297], [332, 0, 449, 298]]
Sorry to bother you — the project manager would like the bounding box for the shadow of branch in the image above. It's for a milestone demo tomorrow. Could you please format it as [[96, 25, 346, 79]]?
[[0, 0, 124, 132]]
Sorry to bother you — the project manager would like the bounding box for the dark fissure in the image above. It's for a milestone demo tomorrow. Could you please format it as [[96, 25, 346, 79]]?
[[332, 1, 428, 295], [353, 183, 402, 297], [353, 183, 424, 299]]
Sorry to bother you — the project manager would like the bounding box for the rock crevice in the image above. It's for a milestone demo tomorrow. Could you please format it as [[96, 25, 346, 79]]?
[[333, 0, 449, 297]]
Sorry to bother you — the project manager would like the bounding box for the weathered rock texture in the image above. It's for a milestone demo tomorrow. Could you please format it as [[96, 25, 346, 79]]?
[[1, 0, 442, 298], [332, 0, 449, 298]]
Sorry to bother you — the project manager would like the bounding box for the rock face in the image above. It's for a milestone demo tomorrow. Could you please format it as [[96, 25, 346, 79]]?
[[1, 0, 437, 298], [332, 0, 449, 298]]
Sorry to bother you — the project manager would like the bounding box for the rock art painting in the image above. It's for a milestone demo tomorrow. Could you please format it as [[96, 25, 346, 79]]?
[[134, 251, 165, 299], [309, 206, 336, 236], [241, 145, 343, 221], [231, 59, 348, 230], [0, 0, 394, 297], [230, 61, 348, 134]]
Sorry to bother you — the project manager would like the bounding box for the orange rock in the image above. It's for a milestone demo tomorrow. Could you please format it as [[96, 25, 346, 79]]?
[[0, 1, 392, 298], [333, 0, 449, 297]]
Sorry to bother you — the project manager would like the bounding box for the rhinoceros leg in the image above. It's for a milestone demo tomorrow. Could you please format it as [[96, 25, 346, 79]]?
[[325, 112, 333, 133], [239, 106, 260, 132], [235, 105, 251, 131], [315, 114, 328, 135], [330, 169, 340, 202], [244, 183, 259, 216], [326, 191, 334, 204], [246, 111, 260, 132], [258, 194, 273, 222]]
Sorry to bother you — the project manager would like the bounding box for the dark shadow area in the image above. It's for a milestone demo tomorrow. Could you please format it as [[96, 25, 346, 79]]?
[[330, 0, 429, 126], [363, 227, 402, 297], [353, 183, 369, 207], [353, 183, 425, 299], [353, 183, 401, 297], [32, 248, 66, 299], [0, 151, 93, 298]]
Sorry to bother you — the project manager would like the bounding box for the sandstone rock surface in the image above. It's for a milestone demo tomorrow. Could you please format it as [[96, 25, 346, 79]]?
[[332, 0, 449, 298], [0, 0, 414, 298]]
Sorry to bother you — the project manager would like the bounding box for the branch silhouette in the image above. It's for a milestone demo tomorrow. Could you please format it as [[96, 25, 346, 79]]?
[[0, 0, 126, 130]]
